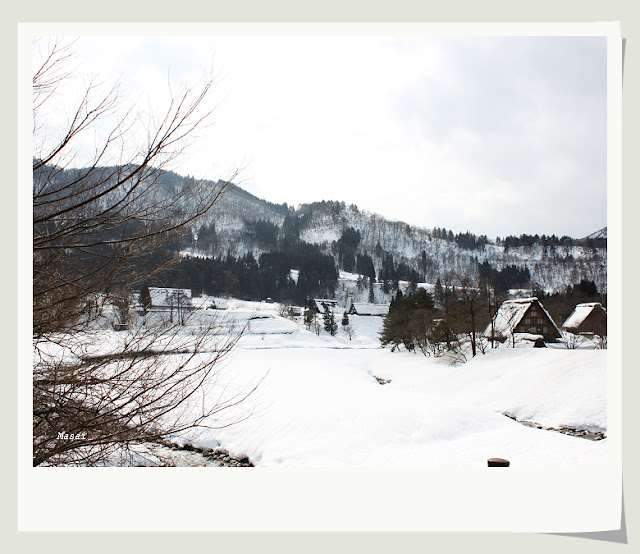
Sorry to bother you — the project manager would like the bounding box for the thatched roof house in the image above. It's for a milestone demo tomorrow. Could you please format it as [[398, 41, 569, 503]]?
[[313, 299, 339, 314], [486, 297, 562, 343], [562, 302, 607, 336]]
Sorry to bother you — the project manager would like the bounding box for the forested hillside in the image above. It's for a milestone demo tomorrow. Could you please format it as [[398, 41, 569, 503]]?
[[39, 164, 606, 302], [186, 175, 607, 297]]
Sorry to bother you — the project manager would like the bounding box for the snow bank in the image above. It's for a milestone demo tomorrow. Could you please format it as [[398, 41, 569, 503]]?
[[184, 346, 607, 468], [383, 348, 606, 432]]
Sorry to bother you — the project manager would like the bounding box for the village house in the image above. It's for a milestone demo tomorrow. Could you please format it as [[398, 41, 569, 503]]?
[[486, 297, 562, 344], [147, 287, 194, 311], [562, 302, 607, 336], [312, 299, 339, 314]]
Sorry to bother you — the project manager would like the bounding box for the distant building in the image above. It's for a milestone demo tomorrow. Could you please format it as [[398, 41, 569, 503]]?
[[562, 302, 607, 336], [148, 287, 193, 311], [348, 303, 389, 316], [486, 297, 562, 343], [313, 299, 339, 314]]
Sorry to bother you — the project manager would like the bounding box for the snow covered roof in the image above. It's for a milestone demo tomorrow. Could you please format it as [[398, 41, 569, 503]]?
[[486, 297, 561, 338], [351, 303, 389, 316], [562, 303, 604, 330], [486, 299, 533, 337], [314, 299, 338, 313], [148, 287, 192, 307]]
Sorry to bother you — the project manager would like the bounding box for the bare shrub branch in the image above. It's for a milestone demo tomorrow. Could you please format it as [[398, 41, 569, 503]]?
[[32, 38, 249, 466]]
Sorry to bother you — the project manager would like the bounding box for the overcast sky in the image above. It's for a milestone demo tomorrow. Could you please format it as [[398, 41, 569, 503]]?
[[35, 33, 608, 239]]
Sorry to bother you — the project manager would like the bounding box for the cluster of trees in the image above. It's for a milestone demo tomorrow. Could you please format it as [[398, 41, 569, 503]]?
[[477, 262, 531, 293], [431, 227, 455, 242], [159, 241, 339, 304], [380, 288, 440, 356], [334, 226, 361, 273], [281, 213, 302, 247], [378, 252, 420, 294], [300, 199, 348, 218], [196, 222, 217, 251], [381, 275, 492, 359], [430, 227, 490, 251], [454, 231, 490, 251], [533, 279, 605, 326], [356, 253, 376, 281], [582, 236, 607, 251], [245, 218, 280, 248], [498, 233, 576, 251]]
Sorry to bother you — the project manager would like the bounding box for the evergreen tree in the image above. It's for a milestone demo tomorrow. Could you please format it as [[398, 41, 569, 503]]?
[[196, 223, 217, 251], [410, 287, 435, 310], [434, 278, 444, 308], [380, 288, 438, 353], [342, 311, 349, 326], [380, 292, 413, 351], [324, 309, 338, 336], [356, 253, 376, 281], [303, 306, 314, 330]]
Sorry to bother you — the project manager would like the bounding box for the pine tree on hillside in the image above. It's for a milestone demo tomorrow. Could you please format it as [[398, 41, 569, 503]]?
[[342, 311, 349, 326], [434, 278, 444, 308]]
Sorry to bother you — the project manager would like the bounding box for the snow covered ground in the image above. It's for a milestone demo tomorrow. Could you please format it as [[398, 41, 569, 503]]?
[[42, 296, 606, 468], [145, 297, 608, 469]]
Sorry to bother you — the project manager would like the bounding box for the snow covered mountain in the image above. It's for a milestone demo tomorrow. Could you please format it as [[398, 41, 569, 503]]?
[[39, 164, 606, 293], [583, 227, 607, 240], [190, 176, 607, 294]]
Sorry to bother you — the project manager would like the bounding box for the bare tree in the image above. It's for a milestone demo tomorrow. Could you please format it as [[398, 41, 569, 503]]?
[[562, 330, 581, 350], [33, 37, 237, 338], [32, 38, 249, 466], [33, 312, 257, 466], [456, 274, 486, 357]]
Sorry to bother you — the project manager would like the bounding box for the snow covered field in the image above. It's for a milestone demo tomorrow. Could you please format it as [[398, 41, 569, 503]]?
[[143, 297, 609, 469]]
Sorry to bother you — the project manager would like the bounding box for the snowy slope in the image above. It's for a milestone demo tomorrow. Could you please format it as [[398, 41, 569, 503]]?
[[183, 176, 607, 294], [583, 227, 607, 240], [181, 347, 606, 468], [156, 299, 609, 468], [45, 294, 608, 468]]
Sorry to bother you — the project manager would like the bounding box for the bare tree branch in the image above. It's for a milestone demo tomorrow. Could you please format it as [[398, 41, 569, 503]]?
[[32, 38, 250, 466]]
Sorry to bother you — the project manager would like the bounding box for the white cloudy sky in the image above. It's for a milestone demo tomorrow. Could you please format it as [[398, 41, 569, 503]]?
[[34, 32, 608, 239]]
